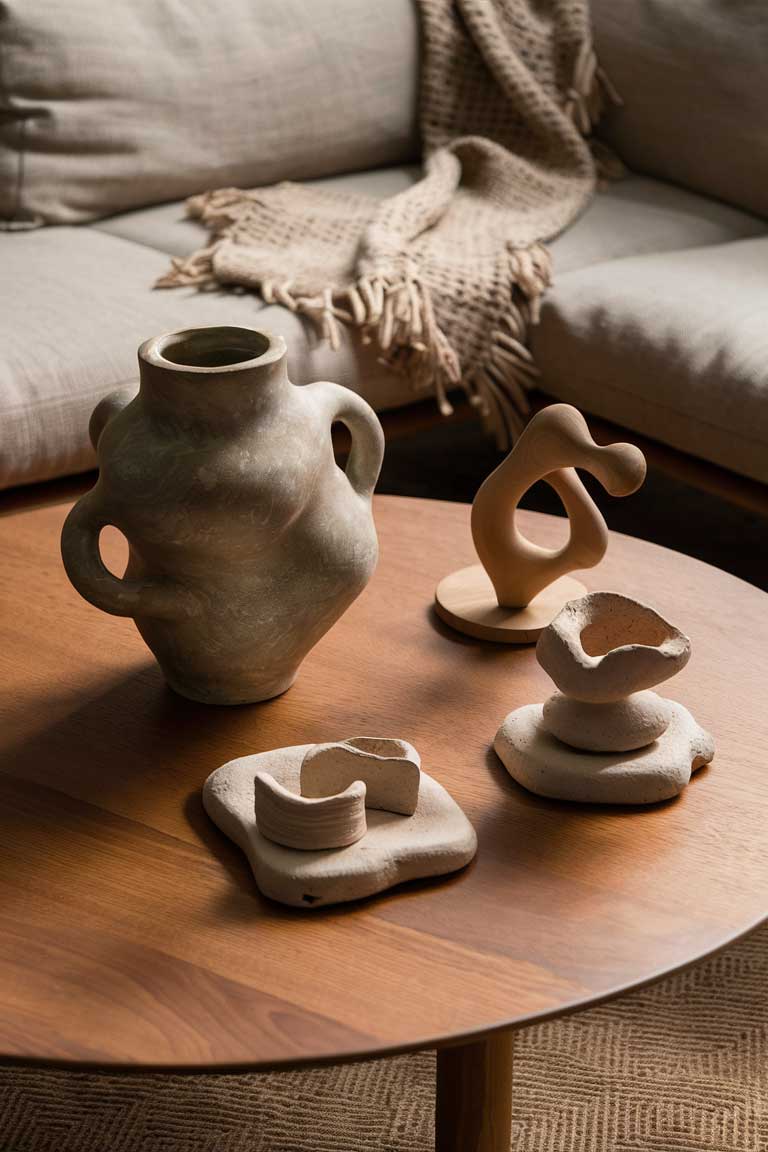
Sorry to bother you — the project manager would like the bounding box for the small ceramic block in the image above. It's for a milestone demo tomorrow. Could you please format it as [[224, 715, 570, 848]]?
[[252, 772, 367, 851], [300, 737, 421, 816], [204, 744, 477, 908], [541, 690, 671, 752], [495, 702, 714, 805]]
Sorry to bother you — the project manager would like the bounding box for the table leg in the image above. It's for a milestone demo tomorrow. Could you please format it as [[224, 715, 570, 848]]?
[[435, 1030, 514, 1152]]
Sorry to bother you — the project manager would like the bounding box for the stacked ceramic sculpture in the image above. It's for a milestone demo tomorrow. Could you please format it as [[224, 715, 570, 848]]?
[[495, 592, 715, 804]]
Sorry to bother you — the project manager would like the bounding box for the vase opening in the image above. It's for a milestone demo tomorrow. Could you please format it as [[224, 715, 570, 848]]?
[[159, 326, 272, 369], [580, 608, 672, 657]]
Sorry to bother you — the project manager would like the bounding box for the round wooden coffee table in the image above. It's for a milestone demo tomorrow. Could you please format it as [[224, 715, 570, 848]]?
[[1, 494, 766, 1151]]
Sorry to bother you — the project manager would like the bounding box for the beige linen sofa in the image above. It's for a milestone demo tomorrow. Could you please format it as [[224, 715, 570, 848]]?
[[1, 0, 767, 492]]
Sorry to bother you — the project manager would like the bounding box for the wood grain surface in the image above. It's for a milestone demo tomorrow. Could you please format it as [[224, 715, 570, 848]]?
[[0, 495, 766, 1071]]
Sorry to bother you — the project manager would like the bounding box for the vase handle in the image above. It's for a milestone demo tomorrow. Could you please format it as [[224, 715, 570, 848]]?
[[89, 381, 138, 449], [61, 491, 196, 619], [312, 382, 385, 500]]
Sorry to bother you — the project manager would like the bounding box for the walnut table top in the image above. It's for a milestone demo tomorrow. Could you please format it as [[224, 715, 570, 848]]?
[[0, 494, 765, 1072]]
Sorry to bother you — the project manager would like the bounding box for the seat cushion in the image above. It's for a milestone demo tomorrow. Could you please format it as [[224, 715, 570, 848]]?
[[549, 177, 765, 275], [95, 172, 766, 270], [531, 237, 768, 484], [592, 0, 768, 219], [0, 228, 422, 489], [0, 0, 418, 225], [94, 167, 424, 258]]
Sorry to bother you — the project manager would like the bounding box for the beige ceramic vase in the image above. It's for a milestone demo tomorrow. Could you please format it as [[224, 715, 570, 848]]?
[[61, 325, 385, 704]]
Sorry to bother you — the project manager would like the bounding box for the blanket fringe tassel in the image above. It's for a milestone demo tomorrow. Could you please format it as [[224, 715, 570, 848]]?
[[259, 245, 550, 452], [157, 246, 549, 452]]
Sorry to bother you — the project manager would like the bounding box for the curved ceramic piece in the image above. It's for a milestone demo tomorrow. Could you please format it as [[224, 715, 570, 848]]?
[[204, 745, 477, 908], [253, 772, 367, 851], [471, 404, 646, 608], [301, 737, 421, 816], [542, 689, 672, 752], [61, 325, 385, 704], [536, 592, 691, 704], [495, 702, 714, 804]]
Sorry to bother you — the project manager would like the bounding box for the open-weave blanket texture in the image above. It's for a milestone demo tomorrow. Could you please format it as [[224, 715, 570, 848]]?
[[159, 0, 612, 445]]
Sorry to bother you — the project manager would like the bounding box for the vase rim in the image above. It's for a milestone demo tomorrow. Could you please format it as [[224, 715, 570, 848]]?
[[140, 325, 287, 375]]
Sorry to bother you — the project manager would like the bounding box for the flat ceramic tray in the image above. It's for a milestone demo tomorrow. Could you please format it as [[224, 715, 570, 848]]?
[[204, 744, 477, 908]]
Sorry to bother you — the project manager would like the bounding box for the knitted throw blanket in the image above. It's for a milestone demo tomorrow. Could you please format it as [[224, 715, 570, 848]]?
[[158, 0, 611, 446]]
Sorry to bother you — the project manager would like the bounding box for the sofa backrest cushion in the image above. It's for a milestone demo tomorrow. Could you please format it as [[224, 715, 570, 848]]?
[[0, 0, 420, 225], [592, 0, 768, 219]]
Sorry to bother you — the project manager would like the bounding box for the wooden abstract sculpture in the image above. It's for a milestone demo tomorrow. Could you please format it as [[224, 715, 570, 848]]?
[[435, 404, 647, 642]]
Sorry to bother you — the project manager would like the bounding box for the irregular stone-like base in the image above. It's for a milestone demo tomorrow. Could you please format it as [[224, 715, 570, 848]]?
[[495, 701, 714, 804], [204, 745, 477, 907]]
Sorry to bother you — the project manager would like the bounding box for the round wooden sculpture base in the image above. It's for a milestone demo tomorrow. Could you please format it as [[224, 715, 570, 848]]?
[[434, 565, 587, 643]]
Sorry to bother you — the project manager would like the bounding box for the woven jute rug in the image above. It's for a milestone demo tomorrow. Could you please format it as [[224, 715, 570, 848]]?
[[1, 921, 765, 1151]]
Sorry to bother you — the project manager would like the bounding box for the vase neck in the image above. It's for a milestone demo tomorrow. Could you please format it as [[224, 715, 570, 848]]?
[[138, 326, 289, 429]]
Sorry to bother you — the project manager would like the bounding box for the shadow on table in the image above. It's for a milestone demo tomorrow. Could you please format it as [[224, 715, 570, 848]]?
[[0, 664, 260, 896]]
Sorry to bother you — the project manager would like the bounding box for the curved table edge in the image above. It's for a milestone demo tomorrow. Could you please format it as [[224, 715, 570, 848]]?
[[1, 909, 764, 1077]]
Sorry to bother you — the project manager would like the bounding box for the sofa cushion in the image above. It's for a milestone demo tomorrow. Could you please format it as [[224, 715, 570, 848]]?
[[2, 166, 766, 490], [592, 0, 768, 219], [550, 178, 765, 275], [0, 0, 418, 225], [532, 237, 768, 485], [0, 228, 418, 490]]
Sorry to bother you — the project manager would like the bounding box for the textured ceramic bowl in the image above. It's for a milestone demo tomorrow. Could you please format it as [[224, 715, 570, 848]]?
[[536, 592, 691, 703]]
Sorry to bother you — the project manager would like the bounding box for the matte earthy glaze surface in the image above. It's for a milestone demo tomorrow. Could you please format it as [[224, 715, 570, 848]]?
[[61, 326, 385, 704]]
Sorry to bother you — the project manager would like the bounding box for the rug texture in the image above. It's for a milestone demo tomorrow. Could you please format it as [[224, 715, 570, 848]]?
[[0, 921, 765, 1152], [158, 0, 613, 447]]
